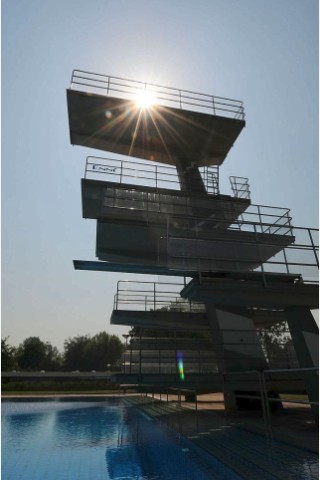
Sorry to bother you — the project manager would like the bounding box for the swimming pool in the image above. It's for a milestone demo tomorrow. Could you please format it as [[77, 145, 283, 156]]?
[[2, 397, 238, 480]]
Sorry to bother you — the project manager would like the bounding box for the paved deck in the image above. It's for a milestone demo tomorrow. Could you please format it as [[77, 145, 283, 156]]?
[[129, 393, 318, 452], [124, 393, 318, 479]]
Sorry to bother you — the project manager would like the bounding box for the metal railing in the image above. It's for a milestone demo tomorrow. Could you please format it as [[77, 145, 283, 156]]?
[[114, 280, 201, 312], [122, 350, 300, 376], [124, 354, 217, 376], [136, 369, 318, 444], [98, 189, 293, 236], [166, 208, 292, 235], [223, 367, 319, 433], [70, 70, 245, 120], [158, 220, 318, 281], [84, 155, 220, 194], [85, 156, 253, 200], [83, 159, 291, 232], [229, 176, 250, 199]]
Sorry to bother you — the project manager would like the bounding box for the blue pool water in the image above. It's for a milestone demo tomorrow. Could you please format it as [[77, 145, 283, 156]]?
[[2, 398, 238, 480]]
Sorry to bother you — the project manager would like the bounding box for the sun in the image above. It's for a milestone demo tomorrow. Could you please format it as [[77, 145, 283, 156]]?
[[135, 89, 156, 110]]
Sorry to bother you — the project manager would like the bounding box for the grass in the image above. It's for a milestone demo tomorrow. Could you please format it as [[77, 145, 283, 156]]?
[[1, 379, 121, 392], [279, 393, 308, 401], [1, 390, 125, 396]]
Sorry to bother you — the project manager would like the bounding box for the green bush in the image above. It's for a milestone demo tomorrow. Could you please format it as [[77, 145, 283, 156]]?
[[1, 380, 120, 392]]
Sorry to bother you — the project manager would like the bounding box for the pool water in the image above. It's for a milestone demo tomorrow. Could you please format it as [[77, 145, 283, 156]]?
[[2, 398, 238, 480]]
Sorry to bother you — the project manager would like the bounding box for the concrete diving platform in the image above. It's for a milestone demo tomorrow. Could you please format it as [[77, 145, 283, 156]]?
[[73, 259, 220, 277], [111, 310, 209, 332], [181, 274, 319, 309], [81, 178, 250, 226], [110, 308, 288, 330], [67, 76, 245, 166], [95, 220, 295, 272]]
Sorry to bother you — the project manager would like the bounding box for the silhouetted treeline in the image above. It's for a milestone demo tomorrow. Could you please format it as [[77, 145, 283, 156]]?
[[1, 332, 124, 372]]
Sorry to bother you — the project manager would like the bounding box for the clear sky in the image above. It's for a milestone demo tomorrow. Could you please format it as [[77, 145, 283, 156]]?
[[2, 0, 319, 351]]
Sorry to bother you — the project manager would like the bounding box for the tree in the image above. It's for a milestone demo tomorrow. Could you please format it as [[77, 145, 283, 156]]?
[[63, 335, 91, 371], [1, 337, 17, 371], [84, 332, 124, 370], [16, 337, 62, 371], [257, 321, 293, 367], [130, 297, 210, 340], [63, 332, 124, 371], [42, 343, 63, 371]]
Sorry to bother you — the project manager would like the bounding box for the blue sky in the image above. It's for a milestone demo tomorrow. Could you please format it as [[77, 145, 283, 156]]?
[[2, 0, 319, 350]]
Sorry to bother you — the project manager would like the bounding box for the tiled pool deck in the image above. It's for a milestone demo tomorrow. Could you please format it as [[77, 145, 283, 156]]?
[[124, 393, 319, 479]]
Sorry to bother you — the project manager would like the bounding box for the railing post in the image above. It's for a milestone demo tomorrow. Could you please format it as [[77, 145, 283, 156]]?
[[257, 205, 263, 233], [139, 332, 142, 378], [166, 219, 169, 266], [253, 223, 267, 287], [282, 248, 290, 274], [194, 390, 199, 432], [158, 336, 161, 374], [70, 71, 74, 89], [212, 96, 216, 115], [84, 157, 88, 179], [153, 283, 156, 312], [129, 345, 132, 374], [260, 371, 272, 434], [287, 213, 294, 236], [120, 160, 123, 184], [308, 228, 319, 268], [222, 372, 226, 415]]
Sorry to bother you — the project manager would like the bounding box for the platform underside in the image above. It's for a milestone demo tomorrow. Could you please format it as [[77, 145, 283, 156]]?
[[67, 89, 245, 166], [181, 277, 319, 309], [74, 259, 200, 277], [95, 221, 295, 272], [81, 178, 250, 226], [111, 309, 286, 330]]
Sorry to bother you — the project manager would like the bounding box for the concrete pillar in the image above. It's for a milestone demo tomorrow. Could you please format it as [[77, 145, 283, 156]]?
[[176, 160, 206, 195], [206, 304, 268, 411], [285, 307, 319, 419]]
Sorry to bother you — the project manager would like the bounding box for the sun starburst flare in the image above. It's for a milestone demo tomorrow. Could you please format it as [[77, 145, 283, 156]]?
[[135, 89, 156, 110]]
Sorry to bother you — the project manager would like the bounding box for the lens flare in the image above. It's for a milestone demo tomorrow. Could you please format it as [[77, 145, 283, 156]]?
[[135, 89, 155, 109], [177, 351, 185, 381]]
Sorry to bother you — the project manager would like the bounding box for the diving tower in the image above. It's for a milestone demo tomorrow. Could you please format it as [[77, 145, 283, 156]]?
[[66, 71, 319, 414]]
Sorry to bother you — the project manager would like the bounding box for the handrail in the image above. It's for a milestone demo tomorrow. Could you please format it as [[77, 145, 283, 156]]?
[[229, 176, 250, 199], [222, 368, 318, 432], [160, 212, 294, 238], [70, 70, 245, 120], [84, 155, 220, 194], [83, 157, 293, 232], [158, 221, 318, 282], [99, 187, 294, 234], [114, 280, 199, 312], [263, 366, 319, 374]]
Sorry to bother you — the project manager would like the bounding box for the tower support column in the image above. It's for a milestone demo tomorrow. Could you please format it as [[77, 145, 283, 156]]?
[[205, 304, 268, 411], [285, 307, 319, 419], [176, 159, 206, 195]]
